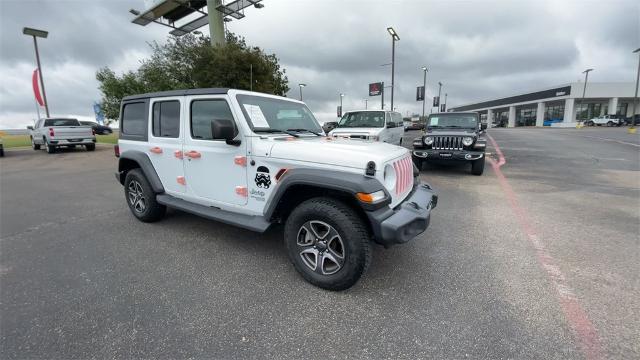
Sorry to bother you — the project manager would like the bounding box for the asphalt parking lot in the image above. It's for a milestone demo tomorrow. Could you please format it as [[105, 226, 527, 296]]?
[[1, 128, 638, 359]]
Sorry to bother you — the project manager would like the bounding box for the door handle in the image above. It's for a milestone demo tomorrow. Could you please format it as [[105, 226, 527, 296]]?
[[149, 147, 163, 154], [185, 150, 201, 159]]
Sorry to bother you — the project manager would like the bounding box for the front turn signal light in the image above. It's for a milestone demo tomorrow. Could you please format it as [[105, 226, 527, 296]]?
[[356, 190, 386, 203]]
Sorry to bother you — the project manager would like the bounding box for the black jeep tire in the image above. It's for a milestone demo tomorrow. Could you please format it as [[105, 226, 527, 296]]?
[[31, 137, 41, 150], [471, 156, 485, 176], [85, 143, 96, 151], [124, 169, 166, 223], [284, 197, 371, 291], [45, 140, 55, 154]]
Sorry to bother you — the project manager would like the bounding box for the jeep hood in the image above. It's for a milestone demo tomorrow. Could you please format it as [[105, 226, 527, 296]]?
[[328, 127, 383, 136], [424, 128, 478, 136], [267, 137, 408, 169]]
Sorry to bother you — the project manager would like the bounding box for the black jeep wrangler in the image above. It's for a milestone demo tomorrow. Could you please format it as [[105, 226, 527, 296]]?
[[412, 112, 487, 175]]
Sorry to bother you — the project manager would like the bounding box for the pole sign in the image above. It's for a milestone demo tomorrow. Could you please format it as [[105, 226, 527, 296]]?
[[433, 96, 440, 107], [416, 86, 425, 101], [337, 105, 342, 118], [369, 82, 383, 96]]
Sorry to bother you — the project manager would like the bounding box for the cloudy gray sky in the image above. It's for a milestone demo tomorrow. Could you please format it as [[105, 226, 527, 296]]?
[[1, 0, 638, 127]]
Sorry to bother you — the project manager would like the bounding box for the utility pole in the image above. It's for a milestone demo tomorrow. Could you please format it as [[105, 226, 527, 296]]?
[[298, 83, 306, 101], [23, 27, 50, 118], [421, 66, 428, 119], [631, 48, 640, 131], [579, 68, 594, 122], [207, 0, 225, 46], [387, 27, 400, 112], [364, 99, 368, 109], [444, 93, 448, 112], [437, 82, 442, 113]]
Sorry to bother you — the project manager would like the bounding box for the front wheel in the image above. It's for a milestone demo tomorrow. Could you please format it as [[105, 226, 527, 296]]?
[[124, 169, 166, 222], [31, 137, 41, 150], [284, 198, 371, 291], [471, 156, 485, 176]]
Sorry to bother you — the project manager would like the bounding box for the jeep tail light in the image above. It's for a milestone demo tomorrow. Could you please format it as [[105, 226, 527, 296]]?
[[114, 145, 120, 157], [49, 127, 54, 137]]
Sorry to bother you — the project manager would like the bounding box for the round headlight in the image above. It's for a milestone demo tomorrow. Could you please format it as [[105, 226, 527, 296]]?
[[462, 136, 474, 146], [424, 136, 434, 145], [383, 164, 396, 190]]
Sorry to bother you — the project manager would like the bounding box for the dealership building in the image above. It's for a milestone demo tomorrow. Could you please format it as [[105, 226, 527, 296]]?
[[449, 82, 638, 127]]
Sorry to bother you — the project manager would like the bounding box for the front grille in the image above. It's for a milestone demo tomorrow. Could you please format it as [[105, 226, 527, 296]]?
[[433, 136, 463, 150], [393, 156, 413, 195]]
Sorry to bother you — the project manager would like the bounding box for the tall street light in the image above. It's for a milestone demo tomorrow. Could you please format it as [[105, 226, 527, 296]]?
[[23, 27, 50, 118], [631, 48, 640, 131], [339, 93, 345, 117], [579, 68, 594, 122], [364, 99, 368, 109], [444, 93, 448, 112], [421, 66, 428, 119], [387, 27, 400, 112], [298, 83, 306, 101]]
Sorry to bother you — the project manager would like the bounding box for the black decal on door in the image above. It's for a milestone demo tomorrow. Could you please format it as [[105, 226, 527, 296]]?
[[255, 166, 271, 189]]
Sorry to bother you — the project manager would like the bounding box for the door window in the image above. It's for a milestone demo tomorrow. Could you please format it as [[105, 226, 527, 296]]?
[[152, 101, 180, 138], [190, 99, 237, 140], [121, 102, 147, 135]]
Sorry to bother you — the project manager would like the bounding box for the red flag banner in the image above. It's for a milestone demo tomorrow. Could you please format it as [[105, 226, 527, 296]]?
[[32, 69, 44, 106]]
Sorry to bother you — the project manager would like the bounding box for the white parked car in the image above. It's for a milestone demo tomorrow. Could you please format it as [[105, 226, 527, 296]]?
[[115, 89, 437, 290], [328, 110, 405, 145], [586, 115, 622, 127]]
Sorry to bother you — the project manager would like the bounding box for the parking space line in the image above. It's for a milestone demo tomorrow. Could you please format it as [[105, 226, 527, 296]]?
[[575, 135, 640, 148], [486, 134, 603, 360]]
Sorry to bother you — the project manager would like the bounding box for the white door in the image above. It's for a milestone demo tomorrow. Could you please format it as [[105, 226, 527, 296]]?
[[147, 97, 185, 195], [183, 95, 248, 206]]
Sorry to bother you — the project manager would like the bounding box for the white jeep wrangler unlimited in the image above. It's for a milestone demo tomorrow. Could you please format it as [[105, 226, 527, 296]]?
[[115, 88, 437, 290]]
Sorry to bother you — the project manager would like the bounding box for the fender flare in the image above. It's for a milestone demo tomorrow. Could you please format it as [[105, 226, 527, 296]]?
[[263, 168, 389, 220], [118, 150, 165, 193]]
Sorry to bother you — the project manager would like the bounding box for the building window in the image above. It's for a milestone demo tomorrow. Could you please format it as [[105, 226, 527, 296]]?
[[576, 103, 602, 120], [545, 104, 564, 121], [616, 103, 628, 116], [517, 107, 536, 126]]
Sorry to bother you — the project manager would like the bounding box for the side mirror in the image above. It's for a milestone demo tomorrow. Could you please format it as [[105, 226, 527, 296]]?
[[27, 126, 34, 130], [481, 123, 487, 130], [386, 122, 395, 128], [211, 119, 240, 146]]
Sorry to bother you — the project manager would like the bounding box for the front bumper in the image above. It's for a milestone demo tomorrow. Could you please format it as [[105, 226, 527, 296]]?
[[366, 182, 437, 246], [413, 149, 484, 161]]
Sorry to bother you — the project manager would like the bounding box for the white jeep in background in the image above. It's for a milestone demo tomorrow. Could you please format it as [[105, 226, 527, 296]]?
[[328, 110, 405, 145], [586, 114, 623, 127], [115, 89, 437, 290]]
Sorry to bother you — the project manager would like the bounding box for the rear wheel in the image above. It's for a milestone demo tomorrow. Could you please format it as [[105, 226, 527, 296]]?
[[607, 121, 614, 127], [587, 121, 594, 126], [44, 140, 55, 154], [471, 156, 485, 176], [284, 197, 371, 291], [124, 169, 166, 222], [86, 143, 96, 151]]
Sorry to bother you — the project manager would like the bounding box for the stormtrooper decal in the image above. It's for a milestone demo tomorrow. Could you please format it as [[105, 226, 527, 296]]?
[[254, 166, 271, 189]]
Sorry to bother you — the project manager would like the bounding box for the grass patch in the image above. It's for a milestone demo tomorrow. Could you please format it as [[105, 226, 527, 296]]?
[[1, 132, 119, 148]]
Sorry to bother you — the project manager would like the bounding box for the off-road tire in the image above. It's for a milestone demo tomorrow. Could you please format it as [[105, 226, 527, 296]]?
[[31, 137, 41, 150], [45, 140, 55, 154], [86, 143, 96, 151], [284, 197, 371, 291], [124, 169, 166, 223], [471, 156, 485, 176]]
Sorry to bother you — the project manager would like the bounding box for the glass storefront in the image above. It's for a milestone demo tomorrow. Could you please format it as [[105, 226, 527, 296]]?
[[616, 103, 628, 116], [545, 103, 564, 121], [576, 103, 602, 120], [516, 107, 536, 126]]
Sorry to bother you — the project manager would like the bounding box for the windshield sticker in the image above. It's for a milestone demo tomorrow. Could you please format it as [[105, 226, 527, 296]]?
[[430, 117, 439, 125], [243, 104, 270, 128]]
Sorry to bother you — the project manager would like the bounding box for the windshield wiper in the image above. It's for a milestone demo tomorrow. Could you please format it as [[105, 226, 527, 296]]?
[[286, 128, 322, 136], [254, 128, 299, 137]]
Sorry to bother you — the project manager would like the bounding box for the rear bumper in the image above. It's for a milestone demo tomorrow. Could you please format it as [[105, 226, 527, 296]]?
[[49, 138, 96, 146], [413, 149, 484, 161], [366, 182, 437, 246]]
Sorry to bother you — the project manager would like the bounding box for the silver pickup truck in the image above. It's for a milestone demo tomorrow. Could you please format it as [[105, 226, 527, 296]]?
[[29, 118, 96, 153]]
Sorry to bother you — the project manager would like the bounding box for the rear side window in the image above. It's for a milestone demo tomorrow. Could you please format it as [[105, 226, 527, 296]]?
[[190, 99, 237, 140], [44, 119, 80, 126], [121, 102, 146, 135], [152, 101, 180, 138]]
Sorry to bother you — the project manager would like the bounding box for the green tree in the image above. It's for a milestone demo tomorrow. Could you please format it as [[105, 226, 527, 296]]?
[[96, 33, 289, 119]]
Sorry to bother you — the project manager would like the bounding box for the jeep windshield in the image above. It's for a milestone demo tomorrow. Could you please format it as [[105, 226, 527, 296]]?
[[237, 95, 322, 135], [427, 114, 478, 129], [338, 111, 385, 128]]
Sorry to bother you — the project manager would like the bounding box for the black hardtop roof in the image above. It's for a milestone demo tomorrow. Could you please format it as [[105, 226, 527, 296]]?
[[122, 88, 230, 101]]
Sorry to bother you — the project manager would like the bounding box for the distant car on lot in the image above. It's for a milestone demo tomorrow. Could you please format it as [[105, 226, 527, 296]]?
[[80, 120, 113, 135], [0, 138, 4, 157], [28, 118, 96, 153], [543, 118, 563, 126], [586, 114, 623, 127], [329, 110, 404, 145], [321, 121, 338, 134], [412, 112, 487, 175]]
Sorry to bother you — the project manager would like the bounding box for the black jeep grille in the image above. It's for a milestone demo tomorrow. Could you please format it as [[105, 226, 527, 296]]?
[[432, 136, 463, 150]]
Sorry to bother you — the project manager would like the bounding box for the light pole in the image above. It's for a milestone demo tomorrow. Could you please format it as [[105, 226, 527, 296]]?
[[339, 93, 345, 117], [631, 48, 640, 131], [298, 83, 306, 101], [421, 66, 428, 119], [444, 93, 448, 112], [437, 82, 443, 112], [387, 27, 400, 112], [578, 68, 594, 122], [23, 27, 50, 118], [364, 99, 368, 109]]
